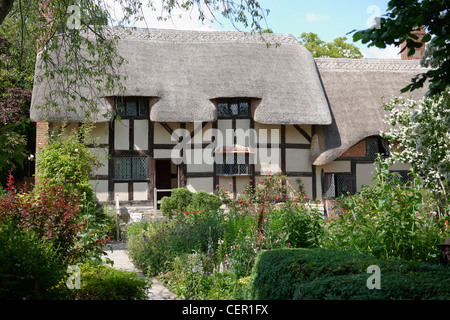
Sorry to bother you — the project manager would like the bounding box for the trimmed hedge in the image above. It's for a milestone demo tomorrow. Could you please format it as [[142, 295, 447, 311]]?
[[248, 248, 449, 300]]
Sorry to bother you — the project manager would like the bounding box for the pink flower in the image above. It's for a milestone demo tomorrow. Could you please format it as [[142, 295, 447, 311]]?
[[229, 182, 232, 186]]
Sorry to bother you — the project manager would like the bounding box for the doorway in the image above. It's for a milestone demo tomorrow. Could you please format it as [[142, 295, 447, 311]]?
[[155, 159, 175, 202]]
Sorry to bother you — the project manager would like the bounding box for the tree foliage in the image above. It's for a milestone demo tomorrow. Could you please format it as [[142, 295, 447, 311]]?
[[381, 89, 450, 214], [350, 0, 449, 95], [298, 32, 363, 59], [0, 0, 270, 119]]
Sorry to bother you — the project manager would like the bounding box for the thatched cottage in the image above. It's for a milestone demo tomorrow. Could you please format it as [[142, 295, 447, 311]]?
[[30, 27, 428, 211]]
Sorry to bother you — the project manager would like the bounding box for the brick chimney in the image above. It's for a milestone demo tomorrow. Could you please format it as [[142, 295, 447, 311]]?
[[400, 26, 426, 60]]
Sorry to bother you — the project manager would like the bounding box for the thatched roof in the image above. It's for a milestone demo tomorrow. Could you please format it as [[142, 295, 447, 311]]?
[[30, 27, 332, 125], [310, 58, 429, 166]]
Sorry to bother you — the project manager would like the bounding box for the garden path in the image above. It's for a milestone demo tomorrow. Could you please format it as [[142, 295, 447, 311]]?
[[104, 241, 178, 300]]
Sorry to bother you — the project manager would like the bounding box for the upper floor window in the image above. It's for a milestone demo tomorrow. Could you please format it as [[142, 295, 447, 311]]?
[[366, 136, 387, 157], [114, 97, 149, 118], [217, 99, 250, 118]]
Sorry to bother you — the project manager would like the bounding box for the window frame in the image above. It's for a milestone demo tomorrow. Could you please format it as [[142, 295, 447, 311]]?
[[388, 170, 414, 185], [114, 155, 149, 182], [216, 98, 251, 119], [323, 172, 353, 199], [216, 152, 252, 176], [114, 96, 150, 119], [365, 136, 387, 157]]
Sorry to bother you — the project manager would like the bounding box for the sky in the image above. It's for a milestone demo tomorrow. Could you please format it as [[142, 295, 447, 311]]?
[[106, 0, 401, 59]]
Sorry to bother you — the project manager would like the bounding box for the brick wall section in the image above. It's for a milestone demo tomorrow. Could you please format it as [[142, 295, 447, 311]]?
[[35, 122, 49, 184], [36, 122, 49, 153], [400, 27, 426, 60], [339, 139, 366, 158]]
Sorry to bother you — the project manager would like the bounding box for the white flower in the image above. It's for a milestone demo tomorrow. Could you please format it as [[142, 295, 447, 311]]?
[[74, 148, 79, 152]]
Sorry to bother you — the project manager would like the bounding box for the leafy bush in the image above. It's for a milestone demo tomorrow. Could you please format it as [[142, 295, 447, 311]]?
[[160, 188, 193, 218], [321, 160, 448, 263], [0, 173, 83, 260], [35, 123, 103, 202], [127, 208, 227, 276], [269, 201, 323, 248], [0, 224, 66, 300], [67, 263, 150, 300], [249, 248, 450, 300], [160, 188, 222, 219], [190, 190, 222, 212], [0, 173, 110, 263]]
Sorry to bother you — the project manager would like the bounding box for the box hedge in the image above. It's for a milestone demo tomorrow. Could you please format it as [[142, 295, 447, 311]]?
[[248, 248, 449, 300]]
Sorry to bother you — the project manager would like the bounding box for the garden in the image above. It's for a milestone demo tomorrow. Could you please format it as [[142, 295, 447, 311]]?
[[0, 124, 150, 300], [0, 108, 449, 300], [127, 161, 449, 300]]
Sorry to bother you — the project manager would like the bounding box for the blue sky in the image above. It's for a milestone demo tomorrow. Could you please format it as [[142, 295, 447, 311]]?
[[109, 0, 400, 59], [213, 0, 399, 58]]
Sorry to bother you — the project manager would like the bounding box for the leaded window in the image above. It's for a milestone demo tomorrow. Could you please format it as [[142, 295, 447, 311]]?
[[366, 136, 386, 157], [115, 156, 147, 180], [388, 170, 414, 186], [217, 99, 250, 118], [216, 153, 250, 176], [324, 173, 352, 198], [115, 97, 149, 117]]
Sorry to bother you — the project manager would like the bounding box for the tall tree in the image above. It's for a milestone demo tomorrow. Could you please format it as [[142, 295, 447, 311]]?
[[350, 0, 449, 95], [0, 0, 270, 119], [298, 32, 363, 58]]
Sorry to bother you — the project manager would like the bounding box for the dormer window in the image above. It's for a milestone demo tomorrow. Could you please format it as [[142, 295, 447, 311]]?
[[366, 136, 387, 157], [217, 99, 250, 118], [114, 97, 149, 118]]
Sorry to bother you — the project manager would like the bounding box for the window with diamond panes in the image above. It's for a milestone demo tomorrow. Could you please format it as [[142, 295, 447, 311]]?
[[115, 156, 147, 180], [115, 97, 149, 117], [324, 173, 352, 198], [217, 100, 250, 118], [388, 171, 414, 186], [366, 137, 386, 157], [217, 153, 249, 176]]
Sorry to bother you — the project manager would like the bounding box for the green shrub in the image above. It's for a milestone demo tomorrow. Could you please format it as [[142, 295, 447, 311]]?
[[269, 201, 323, 248], [0, 224, 66, 300], [35, 123, 103, 202], [67, 263, 150, 300], [127, 208, 228, 276], [321, 160, 447, 263], [0, 173, 110, 264], [190, 190, 222, 212], [160, 188, 193, 218], [248, 248, 450, 300]]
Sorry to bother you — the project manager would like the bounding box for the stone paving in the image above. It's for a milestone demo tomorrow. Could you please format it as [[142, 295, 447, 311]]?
[[104, 241, 178, 300]]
